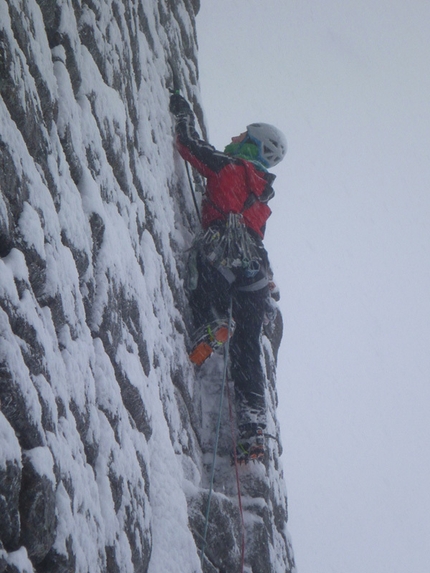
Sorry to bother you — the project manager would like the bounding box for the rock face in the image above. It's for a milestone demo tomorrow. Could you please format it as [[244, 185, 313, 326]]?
[[0, 0, 295, 571]]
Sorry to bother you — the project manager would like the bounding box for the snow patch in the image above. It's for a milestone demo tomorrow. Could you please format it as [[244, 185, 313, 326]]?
[[18, 202, 46, 259], [4, 547, 33, 573], [0, 411, 21, 467], [24, 446, 55, 483]]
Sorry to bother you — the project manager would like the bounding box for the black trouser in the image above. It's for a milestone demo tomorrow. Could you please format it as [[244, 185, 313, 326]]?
[[189, 253, 269, 429]]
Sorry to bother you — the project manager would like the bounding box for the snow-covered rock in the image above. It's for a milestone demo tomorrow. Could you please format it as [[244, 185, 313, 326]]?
[[0, 0, 295, 571]]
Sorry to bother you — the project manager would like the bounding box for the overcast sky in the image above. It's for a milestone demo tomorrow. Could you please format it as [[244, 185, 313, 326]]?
[[196, 2, 430, 572]]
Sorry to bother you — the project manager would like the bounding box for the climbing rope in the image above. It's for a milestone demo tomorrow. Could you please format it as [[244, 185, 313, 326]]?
[[226, 372, 246, 573], [200, 296, 233, 568]]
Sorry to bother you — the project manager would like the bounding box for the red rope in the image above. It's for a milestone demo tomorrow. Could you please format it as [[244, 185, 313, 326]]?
[[226, 378, 246, 573]]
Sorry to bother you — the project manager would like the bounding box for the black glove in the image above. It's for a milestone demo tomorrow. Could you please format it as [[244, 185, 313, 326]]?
[[169, 93, 191, 117]]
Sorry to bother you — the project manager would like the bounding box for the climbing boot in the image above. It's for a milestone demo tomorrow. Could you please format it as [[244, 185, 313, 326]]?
[[189, 319, 235, 366], [235, 426, 265, 464]]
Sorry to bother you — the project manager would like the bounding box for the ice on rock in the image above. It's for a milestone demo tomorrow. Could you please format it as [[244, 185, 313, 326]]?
[[0, 0, 295, 571]]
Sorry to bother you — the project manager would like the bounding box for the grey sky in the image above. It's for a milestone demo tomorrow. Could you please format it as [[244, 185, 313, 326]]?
[[196, 2, 430, 572]]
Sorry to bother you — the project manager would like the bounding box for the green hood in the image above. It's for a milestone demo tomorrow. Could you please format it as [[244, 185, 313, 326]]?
[[224, 142, 267, 171]]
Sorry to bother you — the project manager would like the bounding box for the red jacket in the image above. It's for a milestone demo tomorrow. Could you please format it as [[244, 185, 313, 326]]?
[[175, 113, 276, 239]]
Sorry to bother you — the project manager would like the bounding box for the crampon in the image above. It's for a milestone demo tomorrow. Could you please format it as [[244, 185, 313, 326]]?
[[234, 427, 265, 465]]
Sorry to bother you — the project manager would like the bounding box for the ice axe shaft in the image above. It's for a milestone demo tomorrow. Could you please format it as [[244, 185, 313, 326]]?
[[167, 58, 181, 94], [167, 59, 201, 223]]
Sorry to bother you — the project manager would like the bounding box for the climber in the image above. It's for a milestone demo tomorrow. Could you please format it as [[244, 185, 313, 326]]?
[[169, 93, 287, 462]]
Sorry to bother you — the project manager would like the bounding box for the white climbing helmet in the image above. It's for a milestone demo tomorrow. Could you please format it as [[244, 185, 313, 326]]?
[[246, 123, 287, 167]]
